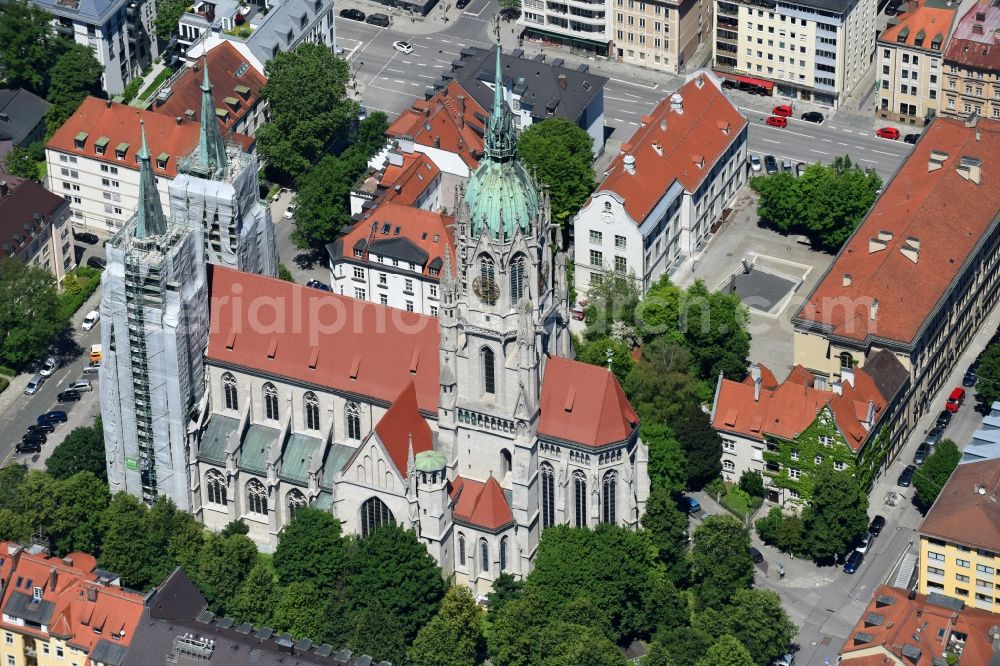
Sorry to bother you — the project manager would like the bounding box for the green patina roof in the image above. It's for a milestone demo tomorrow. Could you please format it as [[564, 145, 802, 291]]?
[[116, 142, 130, 153], [215, 108, 229, 118], [198, 414, 240, 465], [238, 424, 280, 474], [224, 96, 239, 106], [95, 136, 110, 147], [75, 131, 88, 142], [134, 123, 167, 239], [279, 433, 323, 485], [156, 152, 170, 164], [320, 443, 355, 490], [414, 450, 447, 472], [234, 84, 250, 95], [311, 491, 333, 511]]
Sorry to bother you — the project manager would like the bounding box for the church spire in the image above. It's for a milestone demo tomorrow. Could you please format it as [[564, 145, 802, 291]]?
[[197, 58, 229, 177], [135, 120, 167, 239], [483, 18, 516, 162]]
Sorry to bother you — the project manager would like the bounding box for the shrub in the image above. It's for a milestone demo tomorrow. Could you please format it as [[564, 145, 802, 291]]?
[[56, 268, 101, 321], [0, 377, 9, 394], [739, 470, 766, 499], [0, 365, 16, 377]]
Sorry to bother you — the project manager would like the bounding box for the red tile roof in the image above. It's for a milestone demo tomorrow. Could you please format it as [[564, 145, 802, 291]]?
[[0, 175, 67, 258], [795, 117, 1000, 346], [152, 42, 267, 134], [944, 2, 1000, 71], [374, 381, 433, 475], [386, 80, 485, 168], [336, 202, 455, 279], [451, 475, 515, 531], [595, 74, 747, 224], [538, 356, 639, 447], [879, 0, 955, 49], [376, 151, 442, 207], [840, 585, 1000, 666], [919, 457, 1000, 551], [205, 264, 440, 412], [46, 97, 253, 179]]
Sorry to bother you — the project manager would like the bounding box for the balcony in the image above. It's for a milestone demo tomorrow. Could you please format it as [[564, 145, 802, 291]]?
[[718, 1, 738, 15], [716, 28, 739, 44]]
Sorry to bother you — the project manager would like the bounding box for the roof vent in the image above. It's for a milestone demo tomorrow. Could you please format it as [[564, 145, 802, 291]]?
[[870, 235, 889, 252], [185, 109, 196, 120], [660, 119, 667, 131], [651, 142, 663, 156], [670, 93, 683, 113], [956, 156, 982, 185], [901, 237, 920, 264], [928, 149, 949, 172], [843, 273, 852, 287], [878, 230, 893, 241], [870, 298, 879, 322], [623, 154, 636, 174]]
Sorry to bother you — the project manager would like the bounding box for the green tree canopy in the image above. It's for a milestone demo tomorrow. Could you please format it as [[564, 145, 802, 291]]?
[[488, 588, 550, 666], [975, 343, 1000, 407], [0, 259, 62, 367], [154, 0, 189, 41], [517, 118, 596, 225], [349, 599, 407, 666], [46, 416, 106, 481], [99, 493, 160, 589], [691, 515, 754, 610], [0, 0, 58, 94], [642, 485, 690, 581], [486, 572, 524, 620], [227, 561, 279, 627], [408, 585, 484, 666], [3, 142, 43, 181], [575, 334, 636, 384], [914, 439, 961, 512], [739, 470, 766, 499], [271, 582, 335, 643], [192, 532, 258, 613], [45, 42, 103, 133], [49, 471, 109, 555], [273, 506, 347, 590], [695, 635, 755, 666], [803, 465, 869, 560], [643, 423, 688, 496], [720, 589, 796, 665]]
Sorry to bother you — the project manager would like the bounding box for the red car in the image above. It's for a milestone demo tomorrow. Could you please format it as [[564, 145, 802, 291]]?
[[772, 104, 793, 117], [765, 116, 788, 128], [876, 127, 900, 140], [946, 387, 966, 413]]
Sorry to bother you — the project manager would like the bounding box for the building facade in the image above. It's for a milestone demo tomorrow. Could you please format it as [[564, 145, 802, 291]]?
[[713, 0, 876, 106], [518, 0, 611, 57], [941, 1, 1000, 121], [613, 0, 712, 73], [572, 72, 747, 299], [0, 176, 76, 287]]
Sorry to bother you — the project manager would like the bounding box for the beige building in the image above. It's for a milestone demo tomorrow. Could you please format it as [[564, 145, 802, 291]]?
[[0, 176, 75, 288], [713, 0, 876, 106], [613, 0, 712, 72], [941, 0, 1000, 121], [876, 0, 955, 125]]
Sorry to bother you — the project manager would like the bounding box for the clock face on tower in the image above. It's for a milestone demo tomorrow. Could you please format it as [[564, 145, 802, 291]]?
[[473, 275, 499, 305]]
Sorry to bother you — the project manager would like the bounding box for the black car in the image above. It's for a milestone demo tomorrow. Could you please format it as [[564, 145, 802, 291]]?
[[763, 155, 779, 175], [16, 440, 41, 454], [38, 410, 68, 425], [749, 546, 764, 564], [87, 256, 107, 270], [843, 549, 864, 574], [914, 443, 931, 465], [339, 8, 365, 20], [722, 79, 737, 89], [22, 432, 46, 445], [903, 133, 920, 144], [936, 410, 952, 428], [924, 425, 945, 447], [306, 279, 332, 291], [27, 422, 55, 435], [897, 464, 916, 487], [57, 389, 81, 403], [801, 111, 824, 123], [868, 515, 886, 536], [74, 232, 100, 245], [963, 370, 977, 387], [366, 12, 390, 26], [456, 0, 471, 7]]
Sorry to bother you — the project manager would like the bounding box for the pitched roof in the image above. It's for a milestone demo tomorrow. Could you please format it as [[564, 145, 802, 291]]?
[[242, 0, 332, 67], [0, 88, 50, 144], [919, 457, 1000, 552], [152, 42, 267, 134], [386, 80, 485, 168], [794, 117, 1000, 347], [840, 585, 1000, 666], [878, 0, 955, 49], [374, 381, 434, 475], [538, 356, 639, 447], [205, 264, 440, 412], [0, 176, 68, 257], [594, 73, 747, 224], [46, 97, 253, 179], [451, 476, 515, 531], [376, 151, 442, 207], [944, 2, 1000, 70]]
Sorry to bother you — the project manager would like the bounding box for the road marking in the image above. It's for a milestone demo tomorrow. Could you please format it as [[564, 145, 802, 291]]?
[[628, 121, 638, 126], [416, 74, 436, 79], [838, 142, 848, 146], [439, 50, 460, 56], [434, 58, 453, 64], [859, 158, 877, 163], [842, 128, 854, 133], [410, 42, 430, 49], [609, 77, 659, 90], [386, 68, 406, 74], [462, 15, 488, 21], [760, 138, 781, 144], [606, 95, 641, 103], [399, 60, 412, 64], [871, 149, 896, 156], [394, 79, 406, 84], [811, 149, 829, 155], [750, 122, 815, 139], [440, 39, 451, 43], [619, 109, 638, 115], [822, 138, 832, 142]]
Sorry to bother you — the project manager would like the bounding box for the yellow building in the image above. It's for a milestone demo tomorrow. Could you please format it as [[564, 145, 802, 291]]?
[[612, 0, 712, 73], [941, 1, 1000, 121], [919, 458, 1000, 613]]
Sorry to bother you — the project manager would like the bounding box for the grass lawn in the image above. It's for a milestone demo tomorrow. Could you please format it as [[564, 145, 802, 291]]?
[[719, 483, 763, 519], [138, 67, 174, 102], [57, 266, 101, 322]]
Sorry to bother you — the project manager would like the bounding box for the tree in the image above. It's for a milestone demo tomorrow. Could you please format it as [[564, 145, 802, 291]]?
[[738, 470, 766, 499], [45, 43, 103, 134], [488, 589, 551, 666], [257, 42, 355, 181], [642, 485, 690, 581], [154, 0, 189, 41], [643, 422, 688, 495], [914, 440, 961, 512], [976, 342, 1000, 407], [656, 625, 715, 666], [193, 532, 258, 613], [288, 154, 354, 250], [408, 586, 484, 666], [0, 0, 58, 94], [691, 516, 754, 610], [145, 497, 205, 581], [349, 599, 407, 666], [575, 335, 635, 384], [583, 273, 640, 340], [644, 642, 676, 666], [487, 572, 524, 619], [672, 400, 723, 490], [100, 493, 160, 589], [644, 577, 690, 636], [517, 118, 595, 225], [273, 506, 347, 591], [49, 471, 109, 555], [539, 624, 627, 666], [271, 582, 335, 643], [227, 562, 279, 627], [722, 590, 796, 666], [695, 636, 755, 666], [750, 173, 799, 234], [277, 264, 295, 282], [3, 143, 42, 180], [802, 466, 869, 560], [46, 417, 106, 481], [0, 259, 62, 367]]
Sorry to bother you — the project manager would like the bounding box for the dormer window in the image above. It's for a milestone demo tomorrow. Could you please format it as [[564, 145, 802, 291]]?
[[95, 136, 109, 155], [115, 143, 129, 160], [156, 153, 169, 170], [74, 131, 88, 150], [32, 587, 42, 602]]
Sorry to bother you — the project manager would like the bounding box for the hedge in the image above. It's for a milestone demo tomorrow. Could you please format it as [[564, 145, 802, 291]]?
[[57, 267, 101, 322]]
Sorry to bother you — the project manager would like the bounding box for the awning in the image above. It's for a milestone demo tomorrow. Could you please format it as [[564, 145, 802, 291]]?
[[735, 75, 774, 90]]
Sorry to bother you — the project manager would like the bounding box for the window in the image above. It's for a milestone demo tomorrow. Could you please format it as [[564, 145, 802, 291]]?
[[286, 490, 306, 520], [479, 256, 497, 305], [510, 256, 526, 303], [602, 471, 617, 524], [346, 402, 362, 440], [819, 435, 833, 447], [429, 284, 438, 298], [355, 287, 366, 300], [574, 471, 587, 528], [206, 469, 227, 506], [378, 272, 387, 285], [834, 461, 846, 471], [723, 439, 736, 452], [360, 497, 394, 537], [957, 559, 970, 568], [55, 646, 63, 658], [814, 455, 823, 465], [482, 347, 496, 395], [927, 566, 945, 576], [223, 372, 238, 410], [380, 294, 388, 305], [928, 551, 945, 562], [956, 573, 970, 582], [404, 278, 413, 293], [5, 632, 13, 645], [246, 479, 267, 515], [500, 536, 508, 572], [263, 383, 279, 420], [790, 449, 799, 461], [405, 300, 414, 312], [723, 460, 736, 472], [614, 256, 627, 274], [614, 234, 625, 249], [590, 230, 603, 244], [480, 539, 489, 574], [541, 463, 555, 528], [788, 468, 801, 480], [353, 267, 364, 280], [978, 564, 995, 575], [304, 392, 320, 430], [590, 249, 603, 267]]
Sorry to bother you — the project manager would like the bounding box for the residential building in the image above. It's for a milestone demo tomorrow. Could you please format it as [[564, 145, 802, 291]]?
[[31, 0, 156, 95], [840, 585, 1000, 665], [918, 458, 1000, 612], [327, 202, 454, 315], [713, 0, 877, 106], [793, 117, 1000, 452], [351, 142, 442, 216], [434, 47, 608, 155], [0, 176, 76, 287], [518, 0, 611, 57], [612, 0, 713, 74], [572, 71, 748, 299], [941, 0, 1000, 121], [876, 0, 956, 125], [0, 88, 50, 147], [710, 354, 906, 506], [0, 541, 145, 666], [180, 0, 336, 74], [151, 42, 269, 138], [45, 97, 251, 235]]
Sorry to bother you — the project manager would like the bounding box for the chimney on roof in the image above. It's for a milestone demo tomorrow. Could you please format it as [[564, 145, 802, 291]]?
[[87, 586, 97, 603], [640, 115, 653, 127], [841, 365, 855, 388], [49, 567, 57, 591], [0, 181, 7, 197], [388, 151, 404, 167], [175, 116, 182, 125], [433, 136, 440, 148], [660, 118, 667, 131], [623, 154, 636, 175], [670, 93, 683, 113], [749, 364, 762, 402], [558, 74, 567, 89], [870, 298, 879, 322], [105, 99, 112, 109], [843, 273, 852, 287], [185, 109, 196, 120], [456, 94, 465, 112]]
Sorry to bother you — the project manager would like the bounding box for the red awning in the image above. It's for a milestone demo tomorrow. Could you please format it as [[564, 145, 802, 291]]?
[[735, 75, 775, 90]]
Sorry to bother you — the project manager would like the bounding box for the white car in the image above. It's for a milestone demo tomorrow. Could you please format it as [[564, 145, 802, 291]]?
[[39, 355, 61, 377], [750, 154, 762, 173], [283, 203, 296, 220], [854, 532, 873, 555], [82, 310, 100, 331], [393, 40, 413, 54]]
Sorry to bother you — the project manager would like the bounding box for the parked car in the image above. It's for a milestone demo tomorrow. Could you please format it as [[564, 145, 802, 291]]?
[[843, 549, 864, 574], [24, 373, 45, 395], [749, 546, 764, 564], [39, 354, 61, 377], [22, 432, 46, 445], [868, 515, 886, 536], [393, 40, 413, 54], [772, 104, 793, 117], [15, 440, 41, 454], [963, 370, 978, 387], [936, 410, 953, 428], [90, 344, 102, 362], [876, 127, 900, 140], [750, 154, 762, 173], [283, 203, 296, 220], [57, 389, 81, 403], [69, 380, 92, 392], [765, 115, 788, 128], [914, 443, 931, 465], [38, 410, 68, 425], [801, 111, 824, 124], [82, 310, 100, 331], [27, 422, 55, 435], [366, 12, 390, 26], [773, 654, 795, 666], [683, 496, 702, 514], [306, 279, 332, 291], [781, 158, 793, 172], [456, 0, 471, 7], [82, 362, 101, 375], [87, 256, 107, 270], [358, 106, 368, 121], [946, 386, 966, 413], [74, 231, 100, 245], [904, 133, 920, 144], [764, 155, 779, 175], [897, 464, 916, 487], [854, 532, 873, 555], [338, 7, 365, 20], [924, 426, 945, 447]]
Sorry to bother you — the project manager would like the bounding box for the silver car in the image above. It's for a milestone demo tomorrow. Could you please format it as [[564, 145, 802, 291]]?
[[40, 355, 61, 377], [69, 380, 93, 392], [24, 373, 45, 395]]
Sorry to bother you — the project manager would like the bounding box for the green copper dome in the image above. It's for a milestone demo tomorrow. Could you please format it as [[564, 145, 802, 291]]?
[[414, 450, 447, 472], [464, 45, 540, 240]]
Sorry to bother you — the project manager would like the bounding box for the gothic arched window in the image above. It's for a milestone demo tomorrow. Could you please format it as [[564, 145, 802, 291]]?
[[602, 471, 617, 525], [499, 536, 509, 572], [481, 347, 496, 395], [206, 469, 227, 506], [458, 533, 466, 566], [540, 463, 555, 529], [476, 256, 498, 305], [286, 489, 307, 521], [573, 471, 587, 528], [501, 449, 512, 477], [360, 496, 394, 537], [262, 383, 279, 421], [480, 538, 489, 574], [246, 479, 267, 516], [510, 255, 526, 303], [346, 402, 362, 440], [223, 373, 238, 411], [304, 392, 320, 430]]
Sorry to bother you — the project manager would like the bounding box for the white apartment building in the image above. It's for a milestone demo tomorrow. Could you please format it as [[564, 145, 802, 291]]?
[[328, 202, 455, 316], [519, 0, 612, 56], [713, 0, 876, 106], [572, 72, 748, 298]]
